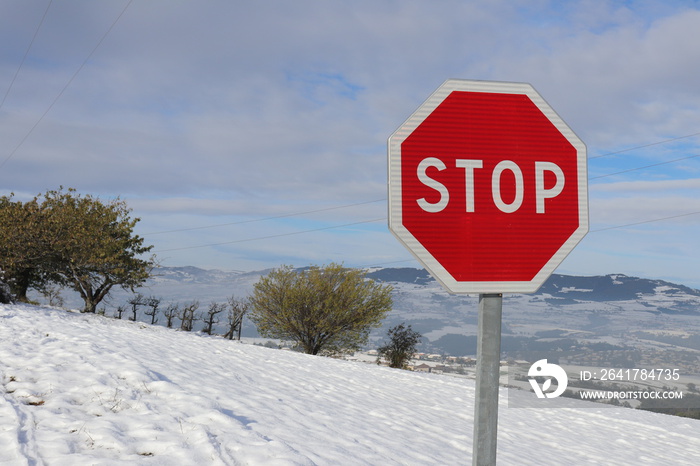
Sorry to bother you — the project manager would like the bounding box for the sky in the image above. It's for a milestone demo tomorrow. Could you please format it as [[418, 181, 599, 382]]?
[[2, 0, 700, 288]]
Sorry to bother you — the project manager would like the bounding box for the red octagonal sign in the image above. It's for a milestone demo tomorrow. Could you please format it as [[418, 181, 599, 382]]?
[[388, 79, 588, 294]]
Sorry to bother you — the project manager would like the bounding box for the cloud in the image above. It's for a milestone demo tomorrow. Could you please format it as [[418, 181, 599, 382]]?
[[2, 0, 700, 286], [7, 1, 700, 198], [489, 7, 700, 147], [591, 194, 700, 227]]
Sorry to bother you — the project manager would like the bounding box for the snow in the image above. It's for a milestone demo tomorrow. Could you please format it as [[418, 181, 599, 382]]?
[[560, 287, 594, 293], [1, 304, 699, 465]]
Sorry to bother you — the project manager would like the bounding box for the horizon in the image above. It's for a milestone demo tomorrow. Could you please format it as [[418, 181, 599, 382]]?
[[150, 264, 700, 291]]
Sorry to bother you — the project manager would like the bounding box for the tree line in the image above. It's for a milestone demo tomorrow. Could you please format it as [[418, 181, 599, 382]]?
[[113, 264, 418, 361], [110, 265, 418, 362], [1, 188, 420, 364], [114, 293, 248, 340]]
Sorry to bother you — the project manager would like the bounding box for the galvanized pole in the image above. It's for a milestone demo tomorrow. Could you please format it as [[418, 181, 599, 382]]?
[[472, 293, 503, 466]]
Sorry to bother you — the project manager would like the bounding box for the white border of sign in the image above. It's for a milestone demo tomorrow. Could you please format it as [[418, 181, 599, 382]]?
[[388, 79, 588, 294]]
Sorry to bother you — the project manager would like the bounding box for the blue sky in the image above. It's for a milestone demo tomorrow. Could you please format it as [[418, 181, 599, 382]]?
[[2, 0, 700, 288]]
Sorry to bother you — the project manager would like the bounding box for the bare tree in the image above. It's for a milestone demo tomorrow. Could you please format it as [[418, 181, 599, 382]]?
[[179, 301, 200, 332], [162, 303, 179, 328], [40, 284, 64, 308], [144, 296, 161, 325], [202, 302, 226, 335], [128, 293, 145, 322], [224, 295, 249, 340], [114, 305, 126, 319]]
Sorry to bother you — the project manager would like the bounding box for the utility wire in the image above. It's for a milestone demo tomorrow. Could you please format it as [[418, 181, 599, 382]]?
[[0, 0, 133, 171], [589, 153, 700, 180], [155, 218, 385, 252], [590, 131, 700, 159], [590, 210, 700, 232], [145, 199, 385, 235], [0, 0, 53, 110]]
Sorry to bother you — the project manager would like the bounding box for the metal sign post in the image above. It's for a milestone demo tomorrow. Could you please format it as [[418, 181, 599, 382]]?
[[387, 79, 588, 466], [472, 293, 503, 465]]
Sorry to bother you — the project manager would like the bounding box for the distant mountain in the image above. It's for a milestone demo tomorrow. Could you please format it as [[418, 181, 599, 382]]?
[[366, 267, 700, 306], [142, 265, 700, 307], [150, 266, 260, 285], [537, 273, 700, 304], [361, 268, 700, 365], [143, 267, 265, 303], [365, 267, 433, 285]]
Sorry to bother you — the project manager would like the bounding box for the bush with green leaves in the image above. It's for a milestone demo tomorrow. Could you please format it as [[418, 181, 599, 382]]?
[[0, 187, 155, 312], [249, 263, 393, 356]]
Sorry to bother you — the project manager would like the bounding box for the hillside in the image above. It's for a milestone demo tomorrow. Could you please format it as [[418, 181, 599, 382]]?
[[1, 303, 699, 465]]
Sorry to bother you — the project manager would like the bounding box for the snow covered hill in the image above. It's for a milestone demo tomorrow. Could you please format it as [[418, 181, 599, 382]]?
[[1, 303, 699, 465]]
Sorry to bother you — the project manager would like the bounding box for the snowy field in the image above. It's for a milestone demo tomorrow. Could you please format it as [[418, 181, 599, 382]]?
[[1, 304, 699, 465]]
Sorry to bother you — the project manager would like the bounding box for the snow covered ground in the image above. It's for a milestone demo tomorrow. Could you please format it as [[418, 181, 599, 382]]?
[[1, 303, 699, 465]]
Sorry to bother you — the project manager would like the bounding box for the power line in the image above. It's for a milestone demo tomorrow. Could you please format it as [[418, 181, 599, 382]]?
[[589, 153, 700, 180], [154, 218, 385, 253], [145, 199, 385, 235], [0, 0, 133, 171], [590, 210, 700, 232], [590, 131, 700, 159], [0, 0, 53, 110]]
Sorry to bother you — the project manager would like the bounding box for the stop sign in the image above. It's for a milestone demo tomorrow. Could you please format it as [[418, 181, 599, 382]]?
[[388, 79, 588, 293]]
